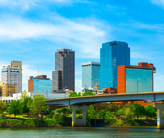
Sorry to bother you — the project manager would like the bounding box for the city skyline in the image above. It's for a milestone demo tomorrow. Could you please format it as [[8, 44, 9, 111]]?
[[0, 0, 164, 92]]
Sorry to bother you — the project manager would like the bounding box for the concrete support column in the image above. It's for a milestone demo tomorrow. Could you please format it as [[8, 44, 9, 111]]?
[[69, 106, 89, 127], [72, 110, 76, 127], [154, 103, 164, 129]]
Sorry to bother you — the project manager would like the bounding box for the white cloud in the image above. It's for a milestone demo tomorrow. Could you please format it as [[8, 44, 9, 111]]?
[[0, 0, 93, 10], [151, 0, 164, 7], [122, 21, 164, 32], [0, 0, 37, 10], [0, 15, 109, 58], [133, 22, 161, 30]]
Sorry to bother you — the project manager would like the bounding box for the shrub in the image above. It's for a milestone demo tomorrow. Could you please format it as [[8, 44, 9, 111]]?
[[105, 111, 116, 125]]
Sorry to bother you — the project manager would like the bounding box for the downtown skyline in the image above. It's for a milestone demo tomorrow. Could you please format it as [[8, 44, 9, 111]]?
[[0, 0, 164, 92]]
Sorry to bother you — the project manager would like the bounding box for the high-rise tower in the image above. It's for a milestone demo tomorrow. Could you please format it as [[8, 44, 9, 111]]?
[[82, 61, 100, 88], [52, 49, 75, 92], [1, 61, 22, 93], [99, 41, 130, 90]]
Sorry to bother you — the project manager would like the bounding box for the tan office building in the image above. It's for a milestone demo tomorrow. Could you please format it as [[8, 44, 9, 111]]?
[[0, 82, 17, 97]]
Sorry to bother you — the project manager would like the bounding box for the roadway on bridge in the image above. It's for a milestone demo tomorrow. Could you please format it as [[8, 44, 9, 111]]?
[[46, 92, 164, 105]]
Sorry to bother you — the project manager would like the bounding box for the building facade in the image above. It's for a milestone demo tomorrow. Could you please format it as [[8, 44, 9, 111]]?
[[28, 75, 52, 93], [99, 41, 130, 90], [0, 86, 2, 96], [1, 61, 22, 93], [82, 61, 100, 88], [117, 62, 156, 94], [0, 81, 16, 97], [52, 49, 75, 92]]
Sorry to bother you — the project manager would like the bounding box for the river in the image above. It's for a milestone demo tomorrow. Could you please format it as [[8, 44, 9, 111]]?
[[0, 127, 164, 138]]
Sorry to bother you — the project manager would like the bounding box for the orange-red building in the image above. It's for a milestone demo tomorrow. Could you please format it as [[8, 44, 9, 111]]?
[[117, 62, 156, 94], [117, 62, 156, 106]]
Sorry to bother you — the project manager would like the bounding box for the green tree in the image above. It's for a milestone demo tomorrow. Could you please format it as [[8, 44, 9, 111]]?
[[21, 97, 31, 114], [27, 95, 49, 114], [99, 110, 106, 119], [0, 100, 7, 115], [106, 102, 120, 112], [7, 100, 22, 117], [69, 92, 81, 97], [117, 109, 124, 116], [124, 104, 135, 119], [54, 107, 71, 115], [52, 113, 65, 125], [133, 103, 145, 119], [105, 111, 116, 124], [82, 91, 95, 96], [87, 105, 97, 119], [95, 103, 107, 111], [145, 104, 156, 119], [20, 90, 29, 100]]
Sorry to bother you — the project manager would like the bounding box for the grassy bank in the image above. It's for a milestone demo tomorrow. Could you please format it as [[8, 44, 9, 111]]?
[[0, 118, 157, 127], [0, 118, 72, 127], [110, 119, 157, 127]]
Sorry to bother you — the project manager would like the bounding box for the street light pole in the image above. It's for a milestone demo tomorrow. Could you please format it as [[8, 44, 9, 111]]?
[[137, 79, 140, 93]]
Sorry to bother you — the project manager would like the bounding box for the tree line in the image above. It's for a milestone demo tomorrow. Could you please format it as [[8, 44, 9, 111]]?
[[0, 90, 49, 117]]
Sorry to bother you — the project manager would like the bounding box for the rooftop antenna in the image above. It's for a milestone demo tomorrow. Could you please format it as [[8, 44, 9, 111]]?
[[38, 66, 39, 76]]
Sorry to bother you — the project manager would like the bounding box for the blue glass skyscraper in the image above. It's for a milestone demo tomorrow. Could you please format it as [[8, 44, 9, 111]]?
[[82, 61, 100, 88], [99, 41, 130, 90]]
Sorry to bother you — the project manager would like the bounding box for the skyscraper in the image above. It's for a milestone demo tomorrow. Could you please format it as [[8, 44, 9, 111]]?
[[99, 41, 130, 90], [52, 49, 75, 92], [82, 61, 100, 88], [1, 61, 22, 93]]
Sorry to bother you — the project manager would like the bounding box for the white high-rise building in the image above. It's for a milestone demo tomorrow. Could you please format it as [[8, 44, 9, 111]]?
[[1, 61, 22, 93]]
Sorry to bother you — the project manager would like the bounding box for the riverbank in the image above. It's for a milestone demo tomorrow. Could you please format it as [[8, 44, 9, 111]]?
[[0, 118, 157, 127], [110, 119, 157, 127], [0, 118, 71, 127]]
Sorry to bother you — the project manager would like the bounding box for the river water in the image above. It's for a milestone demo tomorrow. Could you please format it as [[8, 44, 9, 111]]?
[[0, 127, 164, 138]]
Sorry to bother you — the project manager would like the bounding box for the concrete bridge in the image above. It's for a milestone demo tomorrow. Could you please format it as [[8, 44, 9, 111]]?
[[47, 92, 164, 129]]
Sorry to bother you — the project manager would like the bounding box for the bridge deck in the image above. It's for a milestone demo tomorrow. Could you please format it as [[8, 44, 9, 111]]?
[[46, 92, 164, 105]]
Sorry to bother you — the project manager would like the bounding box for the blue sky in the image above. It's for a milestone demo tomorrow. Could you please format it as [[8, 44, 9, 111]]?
[[0, 0, 164, 92]]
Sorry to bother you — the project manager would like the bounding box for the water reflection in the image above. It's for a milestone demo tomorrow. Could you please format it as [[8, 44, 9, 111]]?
[[0, 127, 163, 138]]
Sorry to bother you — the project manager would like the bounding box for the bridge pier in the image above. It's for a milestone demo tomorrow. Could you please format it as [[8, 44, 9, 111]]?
[[154, 103, 164, 129], [69, 106, 89, 127]]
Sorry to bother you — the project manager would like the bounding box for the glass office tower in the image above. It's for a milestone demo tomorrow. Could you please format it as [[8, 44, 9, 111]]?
[[99, 41, 130, 90], [28, 75, 52, 93], [33, 79, 52, 93], [126, 69, 152, 93], [82, 61, 100, 88], [117, 62, 156, 94]]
